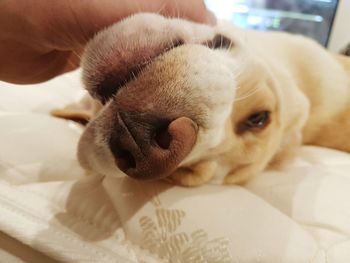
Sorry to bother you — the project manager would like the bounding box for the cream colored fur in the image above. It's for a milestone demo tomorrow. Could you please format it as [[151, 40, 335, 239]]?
[[54, 14, 350, 186]]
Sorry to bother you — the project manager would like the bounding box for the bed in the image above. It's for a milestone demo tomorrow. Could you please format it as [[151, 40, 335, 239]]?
[[1, 70, 350, 262]]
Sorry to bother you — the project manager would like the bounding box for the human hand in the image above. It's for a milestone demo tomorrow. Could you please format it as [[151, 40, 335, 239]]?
[[0, 0, 216, 84]]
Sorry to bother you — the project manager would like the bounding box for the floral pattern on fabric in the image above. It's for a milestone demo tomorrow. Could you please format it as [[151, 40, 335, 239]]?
[[139, 196, 233, 263]]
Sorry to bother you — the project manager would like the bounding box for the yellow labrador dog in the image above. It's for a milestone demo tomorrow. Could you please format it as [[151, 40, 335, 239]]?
[[53, 13, 350, 186]]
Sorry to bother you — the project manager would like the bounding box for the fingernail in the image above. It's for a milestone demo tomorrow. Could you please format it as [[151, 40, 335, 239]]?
[[205, 10, 217, 25]]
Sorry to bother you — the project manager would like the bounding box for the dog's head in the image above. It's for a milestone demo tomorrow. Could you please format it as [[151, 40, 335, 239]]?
[[77, 13, 296, 186]]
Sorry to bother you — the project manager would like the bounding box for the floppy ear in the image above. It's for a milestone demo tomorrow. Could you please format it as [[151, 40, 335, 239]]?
[[51, 94, 102, 125], [269, 78, 310, 167]]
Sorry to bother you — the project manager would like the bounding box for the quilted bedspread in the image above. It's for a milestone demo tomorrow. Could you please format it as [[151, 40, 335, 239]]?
[[1, 71, 350, 263]]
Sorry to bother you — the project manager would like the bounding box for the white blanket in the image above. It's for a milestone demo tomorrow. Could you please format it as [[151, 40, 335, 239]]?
[[1, 71, 350, 263]]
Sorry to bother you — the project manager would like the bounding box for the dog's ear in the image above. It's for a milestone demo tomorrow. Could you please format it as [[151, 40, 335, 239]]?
[[51, 94, 101, 125], [268, 77, 310, 167]]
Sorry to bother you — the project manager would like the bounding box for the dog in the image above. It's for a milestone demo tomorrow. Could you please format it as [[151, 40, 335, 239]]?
[[52, 13, 350, 186]]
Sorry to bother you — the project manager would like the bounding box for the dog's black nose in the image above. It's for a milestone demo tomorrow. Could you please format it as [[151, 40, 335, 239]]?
[[109, 111, 198, 180]]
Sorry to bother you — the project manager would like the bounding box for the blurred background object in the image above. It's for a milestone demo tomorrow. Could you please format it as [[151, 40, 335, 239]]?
[[205, 0, 349, 51]]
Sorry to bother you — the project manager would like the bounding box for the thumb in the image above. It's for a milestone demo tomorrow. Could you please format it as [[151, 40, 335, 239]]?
[[161, 0, 217, 25]]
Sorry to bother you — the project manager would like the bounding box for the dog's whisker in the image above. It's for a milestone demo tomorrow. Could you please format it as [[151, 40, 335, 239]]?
[[234, 86, 263, 101], [173, 0, 180, 20], [72, 50, 82, 60], [155, 2, 167, 15]]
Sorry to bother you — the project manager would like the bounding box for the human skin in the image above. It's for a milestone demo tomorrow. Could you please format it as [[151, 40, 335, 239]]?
[[0, 0, 215, 84]]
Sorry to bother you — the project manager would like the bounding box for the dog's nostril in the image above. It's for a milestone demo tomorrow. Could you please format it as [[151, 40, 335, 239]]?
[[154, 127, 172, 149], [115, 149, 136, 171]]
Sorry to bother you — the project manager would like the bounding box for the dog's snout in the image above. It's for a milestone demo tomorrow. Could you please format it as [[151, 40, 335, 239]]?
[[86, 37, 185, 104], [109, 112, 198, 180]]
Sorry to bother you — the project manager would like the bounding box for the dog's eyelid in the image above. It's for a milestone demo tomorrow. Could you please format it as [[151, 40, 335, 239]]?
[[203, 34, 234, 50], [169, 38, 185, 49], [236, 110, 271, 134]]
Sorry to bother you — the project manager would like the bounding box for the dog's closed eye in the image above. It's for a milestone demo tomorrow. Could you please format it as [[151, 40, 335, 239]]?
[[203, 34, 234, 50], [236, 111, 271, 134]]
